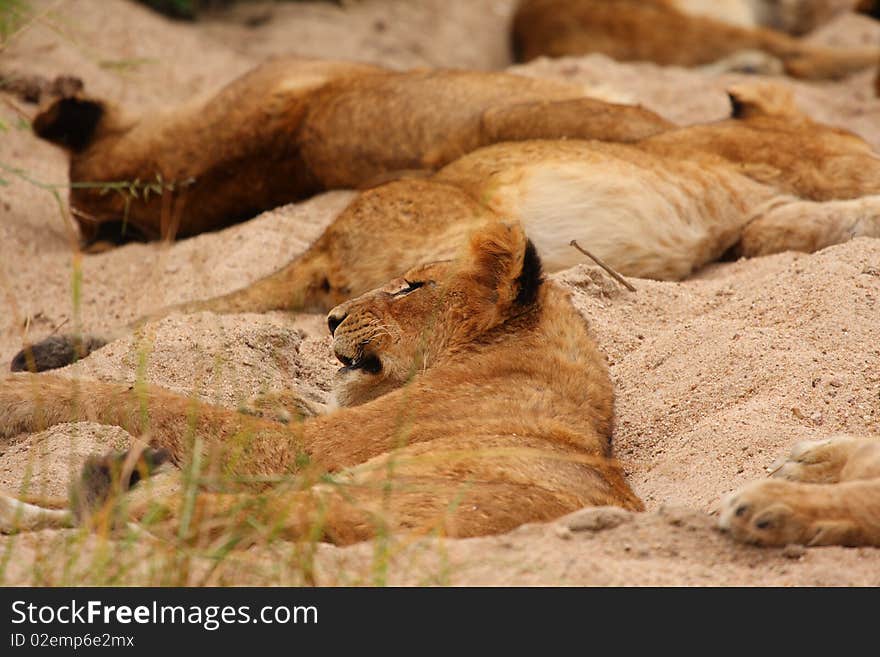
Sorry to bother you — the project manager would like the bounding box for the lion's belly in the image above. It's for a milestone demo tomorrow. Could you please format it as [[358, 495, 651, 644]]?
[[482, 157, 774, 280]]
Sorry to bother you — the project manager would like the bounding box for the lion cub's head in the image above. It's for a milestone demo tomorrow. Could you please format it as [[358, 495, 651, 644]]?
[[327, 221, 543, 407]]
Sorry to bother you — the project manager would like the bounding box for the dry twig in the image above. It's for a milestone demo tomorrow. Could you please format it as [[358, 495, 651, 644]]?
[[569, 240, 637, 292]]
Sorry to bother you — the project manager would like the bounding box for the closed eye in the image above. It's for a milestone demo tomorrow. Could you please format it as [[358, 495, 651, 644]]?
[[392, 280, 426, 297]]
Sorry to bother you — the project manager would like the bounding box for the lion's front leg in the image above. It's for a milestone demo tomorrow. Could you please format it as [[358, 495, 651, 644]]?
[[718, 478, 880, 547], [0, 373, 97, 439], [0, 373, 302, 477]]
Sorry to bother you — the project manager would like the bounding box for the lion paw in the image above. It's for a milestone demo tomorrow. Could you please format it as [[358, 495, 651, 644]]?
[[769, 436, 863, 484], [238, 390, 324, 423], [718, 479, 860, 547], [704, 50, 784, 76], [718, 480, 822, 546], [10, 334, 107, 372], [71, 446, 171, 520]]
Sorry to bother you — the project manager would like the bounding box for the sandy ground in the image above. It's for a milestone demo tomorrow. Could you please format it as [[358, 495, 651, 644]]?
[[0, 0, 879, 586]]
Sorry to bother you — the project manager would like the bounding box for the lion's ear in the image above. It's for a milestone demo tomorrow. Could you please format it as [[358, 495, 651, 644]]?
[[727, 83, 799, 120], [465, 220, 543, 309], [33, 95, 107, 151]]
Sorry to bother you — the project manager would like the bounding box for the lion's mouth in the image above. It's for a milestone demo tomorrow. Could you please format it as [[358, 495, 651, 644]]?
[[335, 351, 383, 375]]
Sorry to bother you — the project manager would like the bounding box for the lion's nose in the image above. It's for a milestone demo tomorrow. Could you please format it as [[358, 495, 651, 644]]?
[[327, 310, 347, 336]]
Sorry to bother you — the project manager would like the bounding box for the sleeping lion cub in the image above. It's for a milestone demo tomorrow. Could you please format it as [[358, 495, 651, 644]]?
[[0, 222, 643, 544], [32, 57, 670, 245]]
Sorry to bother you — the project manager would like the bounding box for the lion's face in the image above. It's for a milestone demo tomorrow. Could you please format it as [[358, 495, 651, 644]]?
[[326, 260, 455, 407], [326, 221, 541, 407]]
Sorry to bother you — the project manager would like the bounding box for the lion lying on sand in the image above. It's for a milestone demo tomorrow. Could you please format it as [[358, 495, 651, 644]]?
[[2, 222, 878, 548], [14, 83, 880, 372], [0, 223, 643, 544], [31, 57, 670, 246], [512, 0, 880, 78]]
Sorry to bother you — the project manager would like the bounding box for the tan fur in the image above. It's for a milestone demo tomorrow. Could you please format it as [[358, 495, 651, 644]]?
[[15, 82, 880, 372], [512, 0, 880, 78], [0, 495, 71, 532], [436, 141, 777, 280], [684, 0, 861, 35], [0, 223, 642, 544], [33, 57, 671, 245], [737, 195, 880, 256], [162, 83, 880, 313], [719, 436, 880, 546]]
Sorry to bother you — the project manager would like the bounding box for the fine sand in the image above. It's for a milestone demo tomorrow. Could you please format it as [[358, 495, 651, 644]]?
[[0, 0, 878, 585]]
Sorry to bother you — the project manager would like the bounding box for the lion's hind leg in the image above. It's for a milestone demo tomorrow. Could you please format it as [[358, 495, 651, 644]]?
[[133, 442, 635, 547], [130, 475, 577, 548], [737, 195, 880, 257]]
